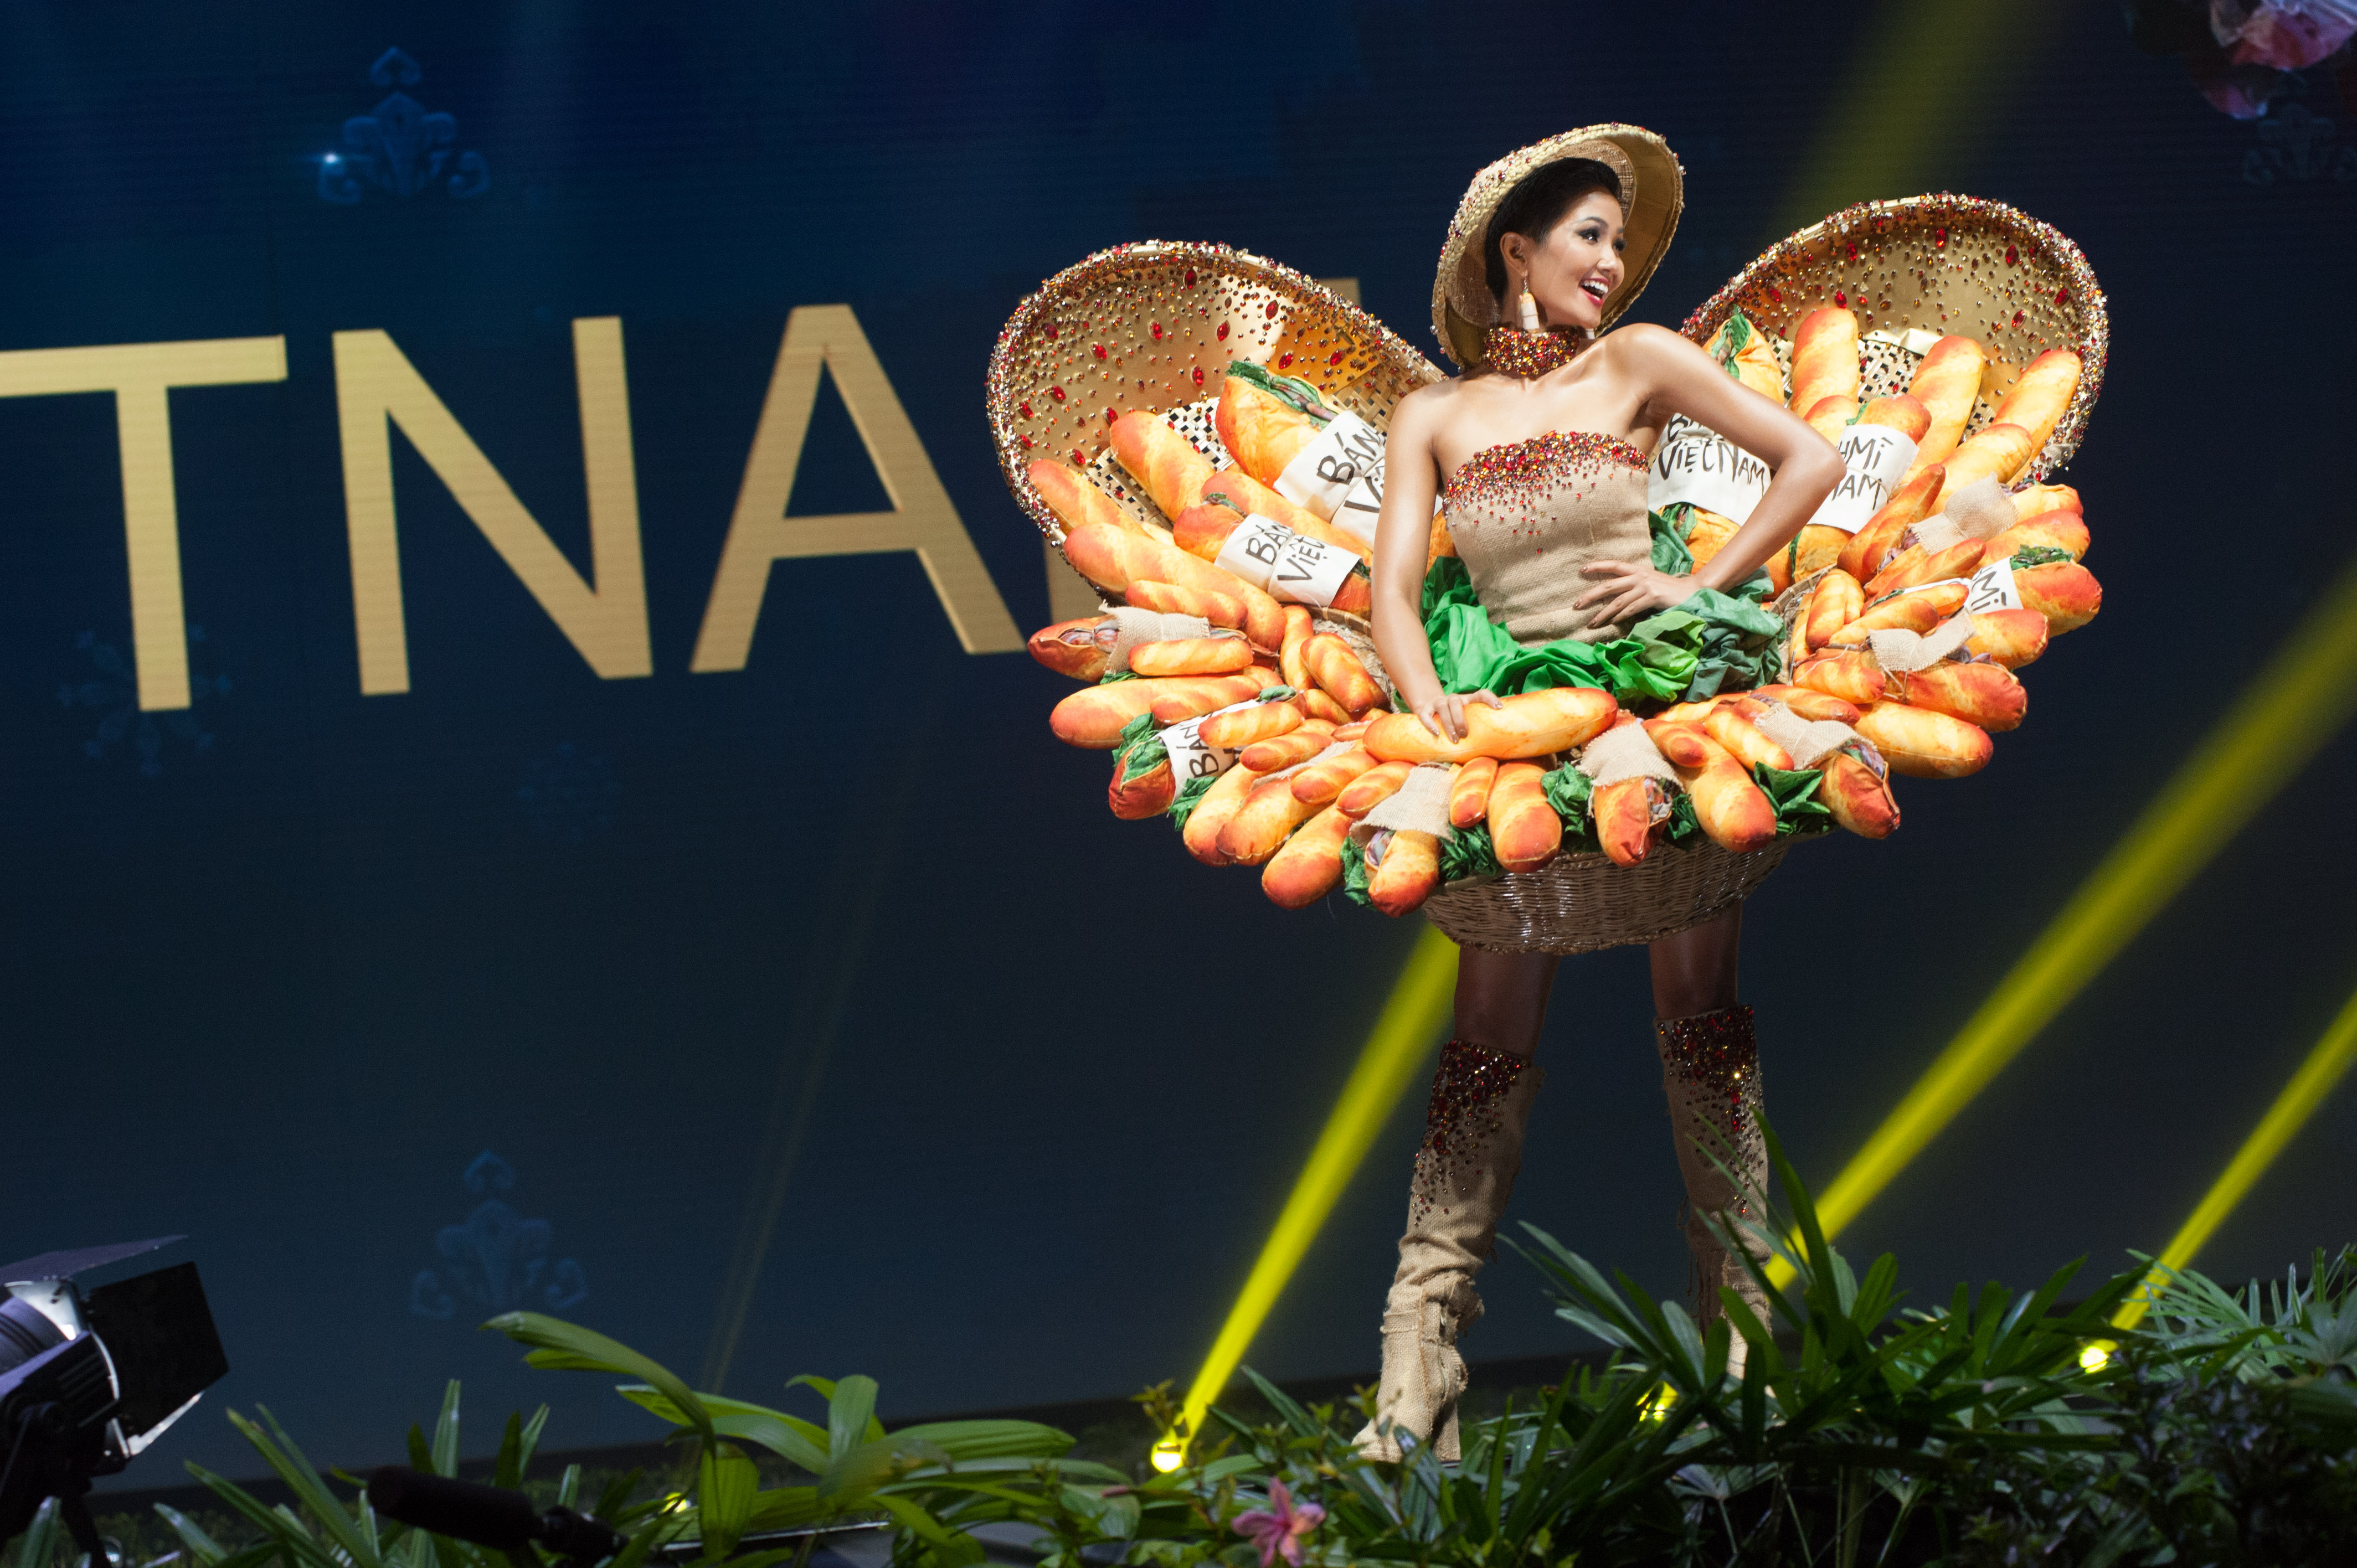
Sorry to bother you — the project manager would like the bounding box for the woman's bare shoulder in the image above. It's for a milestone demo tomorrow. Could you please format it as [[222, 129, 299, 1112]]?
[[1391, 375, 1470, 430]]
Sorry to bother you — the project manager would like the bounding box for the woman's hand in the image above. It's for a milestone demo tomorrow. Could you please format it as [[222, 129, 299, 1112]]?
[[1412, 686, 1502, 741], [1572, 560, 1695, 629]]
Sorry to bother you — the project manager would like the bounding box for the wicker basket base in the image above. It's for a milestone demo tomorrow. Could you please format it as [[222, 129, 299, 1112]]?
[[1423, 840, 1789, 956]]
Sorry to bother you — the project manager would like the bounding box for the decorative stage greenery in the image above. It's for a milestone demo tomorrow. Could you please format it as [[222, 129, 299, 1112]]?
[[58, 1132, 2357, 1568]]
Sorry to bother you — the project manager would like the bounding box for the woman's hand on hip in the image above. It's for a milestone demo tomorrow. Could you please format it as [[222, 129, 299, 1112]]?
[[1572, 560, 1693, 628], [1413, 686, 1501, 742]]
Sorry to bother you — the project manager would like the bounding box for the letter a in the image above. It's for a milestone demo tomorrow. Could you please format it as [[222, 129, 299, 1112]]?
[[689, 306, 1020, 668], [335, 319, 652, 694]]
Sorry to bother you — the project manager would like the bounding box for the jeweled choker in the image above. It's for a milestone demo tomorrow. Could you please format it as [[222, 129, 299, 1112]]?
[[1483, 324, 1589, 379]]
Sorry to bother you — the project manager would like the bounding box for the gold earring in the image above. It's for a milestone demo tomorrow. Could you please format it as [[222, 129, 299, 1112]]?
[[1517, 283, 1542, 332]]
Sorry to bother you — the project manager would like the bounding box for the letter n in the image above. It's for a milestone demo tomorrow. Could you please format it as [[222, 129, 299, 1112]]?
[[689, 305, 1019, 669], [334, 319, 652, 694]]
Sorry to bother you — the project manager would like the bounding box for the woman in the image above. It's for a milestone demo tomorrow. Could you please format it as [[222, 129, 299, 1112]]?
[[1357, 126, 1846, 1461]]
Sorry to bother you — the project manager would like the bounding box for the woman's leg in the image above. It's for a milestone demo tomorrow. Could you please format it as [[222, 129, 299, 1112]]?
[[1357, 948, 1558, 1460], [1647, 904, 1769, 1361]]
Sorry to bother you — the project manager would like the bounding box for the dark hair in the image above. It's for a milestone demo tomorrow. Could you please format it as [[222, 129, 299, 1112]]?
[[1483, 157, 1623, 303]]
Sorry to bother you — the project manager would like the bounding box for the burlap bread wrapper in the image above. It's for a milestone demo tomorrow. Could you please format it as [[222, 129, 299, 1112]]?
[[1908, 475, 2018, 553], [1353, 761, 1455, 845], [1577, 723, 1677, 787], [1748, 698, 1864, 770], [1104, 607, 1223, 673], [1866, 612, 1975, 674]]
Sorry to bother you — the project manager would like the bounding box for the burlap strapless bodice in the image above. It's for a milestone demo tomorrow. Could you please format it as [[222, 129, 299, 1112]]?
[[1441, 431, 1655, 646]]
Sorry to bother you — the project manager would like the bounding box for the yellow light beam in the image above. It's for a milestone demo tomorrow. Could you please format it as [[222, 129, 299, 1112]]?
[[1160, 925, 1458, 1462], [2110, 978, 2357, 1332], [1776, 541, 2357, 1287], [1774, 0, 2055, 233]]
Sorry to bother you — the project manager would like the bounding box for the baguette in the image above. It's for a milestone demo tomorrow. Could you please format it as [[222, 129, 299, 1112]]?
[[1793, 650, 1890, 708], [1864, 538, 1985, 600], [1108, 411, 1213, 518], [1061, 522, 1287, 650], [1029, 460, 1142, 538], [1218, 772, 1322, 865], [1980, 508, 2089, 566], [1108, 751, 1174, 819], [1903, 335, 1985, 471], [1894, 659, 2026, 733], [1965, 607, 2049, 668], [1702, 706, 1797, 771], [1299, 688, 1352, 725], [1803, 394, 1858, 441], [1127, 579, 1247, 630], [1291, 745, 1378, 808], [1751, 684, 1862, 724], [2010, 482, 2081, 515], [1216, 372, 1324, 484], [1200, 700, 1303, 750], [2015, 560, 2101, 634], [1594, 775, 1673, 866], [1939, 421, 2036, 493], [1682, 506, 1741, 570], [1839, 466, 1944, 581], [1183, 762, 1260, 864], [1820, 750, 1900, 838], [1128, 636, 1254, 678], [1146, 673, 1269, 726], [1278, 605, 1315, 690], [1486, 760, 1562, 873], [1361, 686, 1618, 764], [1261, 804, 1354, 909], [1989, 348, 2081, 466], [1051, 679, 1169, 749], [1802, 570, 1864, 653], [1858, 393, 1931, 442], [1643, 720, 1778, 853], [1825, 581, 1970, 644], [1366, 828, 1442, 916], [1301, 633, 1385, 716], [1854, 701, 1992, 778], [1790, 307, 1861, 414], [1449, 756, 1499, 830], [1028, 616, 1111, 681], [1239, 722, 1335, 772], [1336, 759, 1414, 818]]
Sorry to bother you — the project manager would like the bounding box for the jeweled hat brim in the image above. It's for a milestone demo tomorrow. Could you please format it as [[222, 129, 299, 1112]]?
[[1432, 124, 1685, 371]]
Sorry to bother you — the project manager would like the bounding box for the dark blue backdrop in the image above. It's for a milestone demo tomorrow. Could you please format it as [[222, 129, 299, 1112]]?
[[0, 0, 2348, 1481]]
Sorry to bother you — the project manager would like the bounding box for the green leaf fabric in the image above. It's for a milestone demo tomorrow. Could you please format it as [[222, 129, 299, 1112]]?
[[1540, 762, 1602, 854], [1752, 763, 1833, 838], [1630, 587, 1783, 702], [1650, 506, 1695, 576], [1166, 772, 1216, 834], [1440, 822, 1501, 884], [1340, 833, 1371, 906], [2010, 544, 2073, 569]]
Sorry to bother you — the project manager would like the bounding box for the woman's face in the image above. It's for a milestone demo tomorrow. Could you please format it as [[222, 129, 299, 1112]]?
[[1505, 192, 1628, 331]]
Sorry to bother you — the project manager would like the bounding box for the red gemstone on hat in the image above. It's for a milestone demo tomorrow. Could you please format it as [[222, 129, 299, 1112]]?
[[1934, 227, 1947, 247], [1185, 269, 1197, 287], [2012, 311, 2025, 326], [1834, 290, 1848, 306], [1278, 353, 1294, 368], [1071, 449, 1085, 465], [1045, 323, 1059, 338], [2005, 245, 2019, 265], [1093, 344, 1107, 359], [1193, 367, 1204, 385], [1019, 401, 1033, 418], [1845, 241, 1859, 261], [1265, 302, 1279, 319], [1329, 350, 1344, 365], [1018, 435, 1033, 449], [2056, 287, 2071, 304], [1217, 322, 1229, 340], [1767, 286, 1782, 303], [1049, 385, 1066, 401], [1105, 409, 1118, 424], [1150, 322, 1163, 339]]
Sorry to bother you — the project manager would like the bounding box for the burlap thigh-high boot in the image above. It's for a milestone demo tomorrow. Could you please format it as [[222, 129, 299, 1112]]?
[[1354, 1040, 1545, 1462], [1654, 1005, 1771, 1375]]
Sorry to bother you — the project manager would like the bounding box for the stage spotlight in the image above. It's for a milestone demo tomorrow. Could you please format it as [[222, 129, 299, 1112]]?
[[1148, 1438, 1185, 1473], [1164, 926, 1457, 1459], [1775, 543, 2357, 1285], [0, 1237, 228, 1555], [2078, 1340, 2116, 1373], [2111, 976, 2357, 1332]]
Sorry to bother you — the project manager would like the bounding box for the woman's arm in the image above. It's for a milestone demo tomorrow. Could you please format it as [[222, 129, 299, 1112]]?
[[1573, 323, 1847, 627], [1370, 388, 1497, 740]]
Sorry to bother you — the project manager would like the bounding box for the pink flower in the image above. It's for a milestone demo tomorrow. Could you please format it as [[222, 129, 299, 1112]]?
[[1232, 1481, 1326, 1568]]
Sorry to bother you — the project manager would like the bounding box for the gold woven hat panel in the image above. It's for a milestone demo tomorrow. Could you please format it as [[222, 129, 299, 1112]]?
[[1679, 194, 2108, 482]]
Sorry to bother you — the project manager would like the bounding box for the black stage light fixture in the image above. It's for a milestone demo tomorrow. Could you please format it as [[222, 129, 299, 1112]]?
[[367, 1468, 627, 1566], [0, 1238, 229, 1557]]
